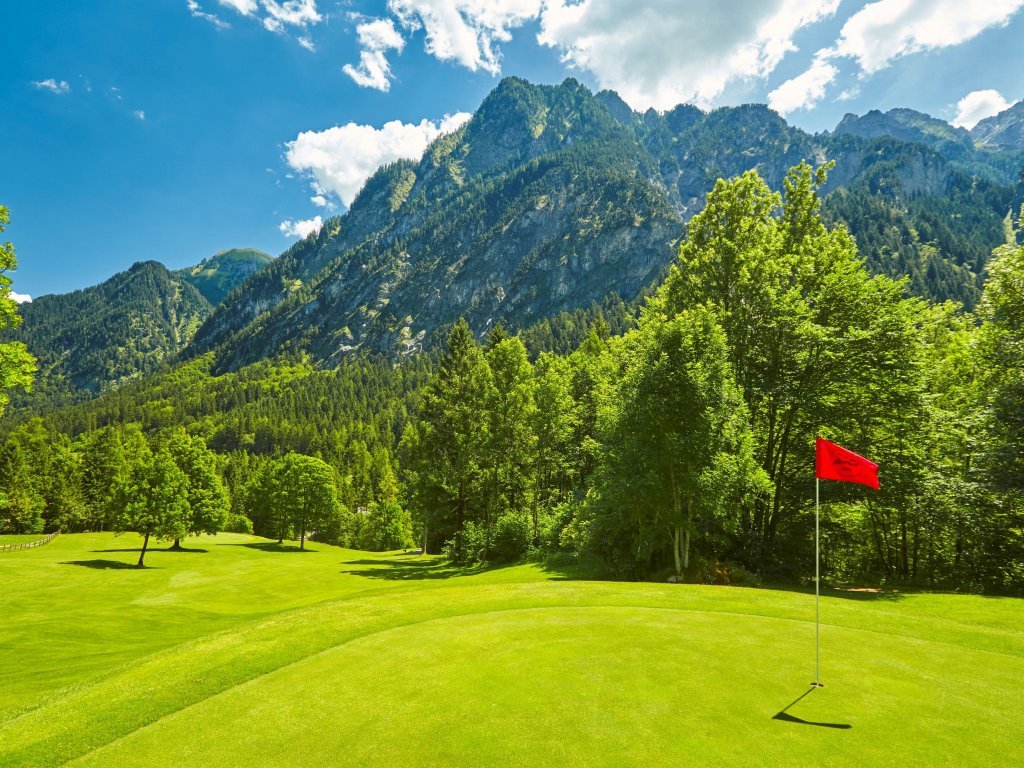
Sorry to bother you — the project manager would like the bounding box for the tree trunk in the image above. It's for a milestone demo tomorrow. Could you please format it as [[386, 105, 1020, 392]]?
[[300, 524, 306, 550], [672, 527, 683, 580], [137, 532, 150, 567], [683, 504, 692, 571], [169, 537, 182, 551], [422, 520, 428, 555]]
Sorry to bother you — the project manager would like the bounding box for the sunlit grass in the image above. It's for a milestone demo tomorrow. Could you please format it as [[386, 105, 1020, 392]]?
[[1, 534, 1021, 767]]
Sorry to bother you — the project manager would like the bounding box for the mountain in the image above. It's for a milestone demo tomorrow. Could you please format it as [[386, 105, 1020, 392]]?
[[173, 248, 273, 306], [9, 79, 1021, 401], [6, 249, 273, 405], [191, 78, 681, 370], [971, 100, 1024, 151], [834, 108, 975, 162], [189, 78, 1021, 372], [10, 261, 212, 402]]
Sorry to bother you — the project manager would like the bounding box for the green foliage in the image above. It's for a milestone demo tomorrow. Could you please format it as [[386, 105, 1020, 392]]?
[[248, 452, 340, 549], [356, 501, 414, 551], [166, 430, 229, 540], [9, 260, 211, 405], [0, 205, 37, 414], [223, 513, 254, 535], [403, 320, 493, 557], [115, 448, 191, 565], [588, 306, 762, 578]]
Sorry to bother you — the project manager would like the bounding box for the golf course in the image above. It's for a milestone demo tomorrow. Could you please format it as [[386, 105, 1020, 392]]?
[[1, 533, 1021, 767]]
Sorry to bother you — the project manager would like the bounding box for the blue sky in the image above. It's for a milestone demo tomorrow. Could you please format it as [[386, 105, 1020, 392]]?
[[3, 0, 1023, 300]]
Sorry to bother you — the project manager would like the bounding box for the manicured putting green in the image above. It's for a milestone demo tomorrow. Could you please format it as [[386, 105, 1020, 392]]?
[[67, 606, 1024, 767], [2, 535, 1022, 767]]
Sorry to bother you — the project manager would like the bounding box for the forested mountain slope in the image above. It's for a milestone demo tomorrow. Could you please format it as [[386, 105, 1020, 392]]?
[[10, 261, 210, 401], [6, 249, 273, 405], [173, 248, 273, 306]]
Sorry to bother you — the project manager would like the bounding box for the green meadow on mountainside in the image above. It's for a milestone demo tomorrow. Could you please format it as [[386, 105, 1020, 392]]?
[[1, 533, 1023, 768]]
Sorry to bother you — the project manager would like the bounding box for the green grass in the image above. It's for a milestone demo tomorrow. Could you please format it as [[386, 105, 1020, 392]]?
[[1, 534, 1022, 767]]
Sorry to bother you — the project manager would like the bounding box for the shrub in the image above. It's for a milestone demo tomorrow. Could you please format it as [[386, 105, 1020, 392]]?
[[223, 513, 254, 535], [491, 513, 531, 563]]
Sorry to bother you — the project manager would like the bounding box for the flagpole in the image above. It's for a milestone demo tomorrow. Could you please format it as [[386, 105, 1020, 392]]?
[[814, 476, 822, 687]]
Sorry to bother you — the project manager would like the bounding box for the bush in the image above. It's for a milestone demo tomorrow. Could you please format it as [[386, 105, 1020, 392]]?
[[223, 513, 254, 534], [442, 522, 486, 566], [313, 504, 353, 547], [356, 502, 414, 551], [491, 513, 531, 563]]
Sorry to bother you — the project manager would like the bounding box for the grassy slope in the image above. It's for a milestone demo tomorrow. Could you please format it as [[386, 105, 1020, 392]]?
[[1, 535, 1022, 767]]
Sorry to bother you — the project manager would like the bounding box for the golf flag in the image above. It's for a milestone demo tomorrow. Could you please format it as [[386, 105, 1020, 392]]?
[[815, 438, 879, 490]]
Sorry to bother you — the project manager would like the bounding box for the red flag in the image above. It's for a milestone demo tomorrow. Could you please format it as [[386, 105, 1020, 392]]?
[[815, 438, 879, 490]]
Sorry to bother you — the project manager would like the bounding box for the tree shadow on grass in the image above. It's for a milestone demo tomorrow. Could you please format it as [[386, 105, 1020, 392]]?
[[92, 547, 208, 554], [772, 686, 852, 729], [341, 555, 482, 581], [218, 541, 314, 553], [61, 560, 157, 570], [759, 582, 905, 602], [343, 552, 603, 582]]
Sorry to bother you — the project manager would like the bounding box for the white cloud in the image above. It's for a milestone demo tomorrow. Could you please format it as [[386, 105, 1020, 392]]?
[[33, 78, 70, 95], [388, 0, 541, 74], [279, 216, 323, 238], [133, 110, 146, 121], [768, 55, 837, 115], [188, 1, 230, 29], [285, 112, 471, 207], [343, 17, 406, 91], [953, 89, 1012, 129], [262, 0, 321, 27], [214, 0, 319, 36], [829, 0, 1024, 75], [10, 292, 31, 304], [310, 194, 330, 207], [537, 0, 840, 110], [218, 0, 258, 13], [297, 35, 316, 51], [773, 0, 1024, 114]]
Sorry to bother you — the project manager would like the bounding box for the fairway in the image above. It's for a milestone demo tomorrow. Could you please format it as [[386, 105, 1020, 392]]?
[[2, 535, 1022, 767]]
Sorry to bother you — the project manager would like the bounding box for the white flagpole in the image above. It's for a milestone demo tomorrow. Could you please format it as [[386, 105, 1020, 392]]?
[[814, 476, 823, 687]]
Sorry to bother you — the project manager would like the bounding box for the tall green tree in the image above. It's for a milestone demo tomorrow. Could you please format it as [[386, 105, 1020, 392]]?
[[0, 205, 37, 414], [529, 352, 578, 541], [590, 306, 761, 579], [979, 216, 1024, 491], [403, 320, 492, 557], [116, 448, 191, 567], [166, 431, 229, 548], [657, 163, 919, 572], [484, 336, 535, 550], [80, 427, 128, 531], [272, 453, 339, 550], [0, 439, 44, 534]]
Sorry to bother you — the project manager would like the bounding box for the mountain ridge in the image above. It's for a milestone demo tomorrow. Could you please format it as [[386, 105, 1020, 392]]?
[[187, 78, 1022, 372]]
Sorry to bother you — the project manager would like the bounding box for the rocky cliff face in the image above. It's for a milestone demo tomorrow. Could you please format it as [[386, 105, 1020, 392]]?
[[190, 78, 682, 369], [971, 101, 1024, 151], [182, 78, 1022, 370], [835, 108, 975, 161]]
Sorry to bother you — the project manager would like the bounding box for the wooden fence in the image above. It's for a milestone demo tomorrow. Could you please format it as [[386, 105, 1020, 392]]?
[[0, 532, 59, 553]]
